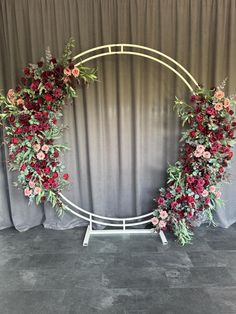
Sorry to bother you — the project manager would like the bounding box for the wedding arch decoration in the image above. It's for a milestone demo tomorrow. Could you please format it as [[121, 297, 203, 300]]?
[[0, 40, 235, 246]]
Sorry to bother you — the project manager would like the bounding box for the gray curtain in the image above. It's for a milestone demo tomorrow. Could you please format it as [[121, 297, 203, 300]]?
[[0, 0, 236, 231]]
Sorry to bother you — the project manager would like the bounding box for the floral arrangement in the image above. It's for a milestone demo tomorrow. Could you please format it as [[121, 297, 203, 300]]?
[[152, 82, 236, 244], [0, 39, 96, 215]]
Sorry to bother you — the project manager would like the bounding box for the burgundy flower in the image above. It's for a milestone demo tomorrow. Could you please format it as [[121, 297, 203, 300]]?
[[44, 167, 51, 174], [8, 115, 15, 123], [23, 67, 30, 76], [63, 173, 69, 180], [197, 124, 204, 131], [196, 114, 204, 122], [190, 131, 196, 138], [44, 94, 53, 102], [54, 88, 62, 98], [11, 138, 19, 145], [53, 172, 59, 179], [45, 82, 53, 91]]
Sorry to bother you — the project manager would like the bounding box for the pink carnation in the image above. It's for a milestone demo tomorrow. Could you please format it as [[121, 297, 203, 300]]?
[[42, 144, 49, 152], [36, 151, 45, 160], [151, 217, 159, 226], [214, 90, 225, 99], [24, 188, 32, 197], [202, 190, 209, 197], [34, 187, 41, 195], [209, 186, 216, 193], [194, 150, 202, 158], [203, 151, 211, 159], [33, 144, 41, 152], [224, 98, 230, 108], [215, 191, 222, 199], [159, 220, 166, 229], [29, 181, 35, 189], [72, 67, 80, 77], [196, 145, 205, 153], [214, 102, 223, 111], [64, 67, 71, 76], [159, 210, 168, 220]]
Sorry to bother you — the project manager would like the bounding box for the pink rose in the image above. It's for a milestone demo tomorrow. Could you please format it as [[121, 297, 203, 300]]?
[[151, 217, 159, 226], [194, 150, 202, 158], [202, 190, 209, 197], [214, 103, 223, 111], [209, 186, 216, 193], [224, 98, 230, 108], [196, 145, 205, 153], [215, 191, 222, 199], [33, 144, 41, 152], [7, 89, 16, 103], [29, 181, 35, 189], [72, 67, 80, 77], [36, 151, 45, 160], [24, 188, 32, 197], [159, 210, 168, 219], [34, 187, 41, 195], [64, 67, 71, 76], [159, 220, 166, 229], [203, 151, 211, 159], [214, 90, 225, 99], [42, 144, 49, 152], [16, 98, 24, 106]]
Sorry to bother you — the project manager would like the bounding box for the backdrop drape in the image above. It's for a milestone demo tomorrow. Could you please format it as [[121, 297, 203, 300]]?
[[0, 0, 236, 231]]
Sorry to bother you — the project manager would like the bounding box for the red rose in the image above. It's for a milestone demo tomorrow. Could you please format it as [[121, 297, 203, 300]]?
[[37, 61, 44, 68], [52, 172, 59, 179], [30, 80, 40, 91], [219, 166, 224, 173], [54, 88, 62, 98], [52, 117, 57, 124], [47, 105, 52, 111], [63, 173, 69, 180], [52, 182, 59, 188], [11, 138, 19, 145], [190, 95, 196, 102], [197, 124, 204, 131], [190, 131, 196, 138], [15, 128, 23, 134], [176, 186, 181, 193], [43, 182, 50, 189], [44, 94, 53, 102], [196, 114, 204, 122], [229, 110, 234, 115], [54, 151, 59, 158], [44, 167, 51, 174], [24, 67, 30, 76], [8, 115, 15, 123], [45, 82, 53, 91], [187, 196, 194, 203], [27, 135, 33, 140], [48, 178, 54, 184], [187, 212, 193, 219], [20, 164, 27, 171]]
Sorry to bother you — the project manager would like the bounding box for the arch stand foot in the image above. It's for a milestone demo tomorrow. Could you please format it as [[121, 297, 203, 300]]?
[[82, 225, 168, 246]]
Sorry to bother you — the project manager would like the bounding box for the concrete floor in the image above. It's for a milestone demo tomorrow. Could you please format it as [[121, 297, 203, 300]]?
[[1, 224, 236, 314]]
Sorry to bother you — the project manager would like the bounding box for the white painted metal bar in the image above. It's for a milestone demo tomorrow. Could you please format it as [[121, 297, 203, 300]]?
[[59, 193, 153, 221], [73, 43, 199, 88], [83, 225, 91, 246], [159, 230, 168, 245], [75, 51, 194, 92]]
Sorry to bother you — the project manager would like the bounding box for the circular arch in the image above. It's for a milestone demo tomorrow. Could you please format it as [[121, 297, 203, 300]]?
[[60, 44, 199, 242]]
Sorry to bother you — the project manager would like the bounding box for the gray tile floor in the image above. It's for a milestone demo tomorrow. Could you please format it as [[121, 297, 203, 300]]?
[[1, 224, 236, 314]]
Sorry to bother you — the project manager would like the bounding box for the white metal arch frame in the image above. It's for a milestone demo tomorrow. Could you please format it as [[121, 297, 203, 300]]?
[[60, 44, 199, 246]]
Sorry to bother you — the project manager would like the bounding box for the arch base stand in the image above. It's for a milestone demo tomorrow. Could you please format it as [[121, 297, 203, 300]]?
[[83, 225, 168, 247]]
